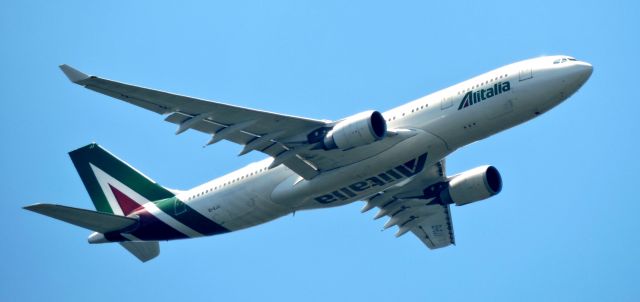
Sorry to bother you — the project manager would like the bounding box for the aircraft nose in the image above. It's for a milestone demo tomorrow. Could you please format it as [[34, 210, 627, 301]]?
[[566, 61, 593, 86], [576, 61, 593, 79]]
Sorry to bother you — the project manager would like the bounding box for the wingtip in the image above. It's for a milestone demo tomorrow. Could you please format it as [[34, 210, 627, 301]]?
[[23, 203, 44, 211], [59, 64, 90, 83]]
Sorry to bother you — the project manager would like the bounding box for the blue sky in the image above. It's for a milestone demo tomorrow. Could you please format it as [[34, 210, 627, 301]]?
[[2, 1, 639, 301]]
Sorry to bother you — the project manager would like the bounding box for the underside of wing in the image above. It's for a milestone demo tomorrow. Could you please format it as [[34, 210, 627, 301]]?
[[60, 65, 422, 180], [60, 65, 428, 180], [363, 160, 455, 249], [409, 204, 455, 249], [60, 64, 328, 179]]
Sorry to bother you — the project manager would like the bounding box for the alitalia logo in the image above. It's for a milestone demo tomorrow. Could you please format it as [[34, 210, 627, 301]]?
[[313, 153, 428, 204], [458, 81, 511, 110]]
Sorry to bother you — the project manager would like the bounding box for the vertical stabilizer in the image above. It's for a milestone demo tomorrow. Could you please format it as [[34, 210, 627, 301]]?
[[69, 143, 174, 215]]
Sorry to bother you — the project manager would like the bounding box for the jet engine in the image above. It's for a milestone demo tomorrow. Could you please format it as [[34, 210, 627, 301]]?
[[324, 110, 387, 150], [441, 166, 502, 206]]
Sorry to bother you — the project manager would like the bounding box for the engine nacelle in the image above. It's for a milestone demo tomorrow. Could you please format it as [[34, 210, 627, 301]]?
[[323, 110, 387, 150], [441, 166, 502, 206]]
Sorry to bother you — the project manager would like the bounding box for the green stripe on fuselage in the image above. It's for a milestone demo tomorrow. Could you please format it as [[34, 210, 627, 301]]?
[[154, 197, 229, 235]]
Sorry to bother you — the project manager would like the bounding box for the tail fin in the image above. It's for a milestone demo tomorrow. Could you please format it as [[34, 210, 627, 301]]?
[[69, 143, 174, 215], [25, 143, 170, 262]]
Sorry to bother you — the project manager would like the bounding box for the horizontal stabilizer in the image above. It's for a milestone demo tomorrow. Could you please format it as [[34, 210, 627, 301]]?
[[24, 203, 137, 233], [120, 241, 160, 262]]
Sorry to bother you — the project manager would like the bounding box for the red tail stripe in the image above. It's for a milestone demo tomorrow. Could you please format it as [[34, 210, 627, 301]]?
[[109, 185, 143, 215]]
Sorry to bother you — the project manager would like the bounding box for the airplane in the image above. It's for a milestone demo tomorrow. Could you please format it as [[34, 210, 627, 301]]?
[[25, 55, 592, 262]]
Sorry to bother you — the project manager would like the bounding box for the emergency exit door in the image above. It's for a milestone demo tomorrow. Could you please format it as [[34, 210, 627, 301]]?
[[519, 68, 533, 81]]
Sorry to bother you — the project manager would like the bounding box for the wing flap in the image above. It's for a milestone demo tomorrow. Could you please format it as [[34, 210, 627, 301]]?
[[410, 204, 455, 249], [364, 160, 455, 249], [282, 156, 319, 179]]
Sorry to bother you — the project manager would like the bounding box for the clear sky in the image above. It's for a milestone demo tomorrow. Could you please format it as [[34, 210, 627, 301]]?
[[2, 1, 639, 301]]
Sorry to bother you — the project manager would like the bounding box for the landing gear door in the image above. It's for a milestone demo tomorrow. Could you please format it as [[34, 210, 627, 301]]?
[[519, 68, 532, 81]]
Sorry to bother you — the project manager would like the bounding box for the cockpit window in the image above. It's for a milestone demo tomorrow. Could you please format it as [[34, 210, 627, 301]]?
[[553, 57, 577, 64]]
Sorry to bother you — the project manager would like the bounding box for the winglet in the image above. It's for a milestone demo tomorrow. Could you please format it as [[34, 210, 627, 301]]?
[[59, 64, 90, 83]]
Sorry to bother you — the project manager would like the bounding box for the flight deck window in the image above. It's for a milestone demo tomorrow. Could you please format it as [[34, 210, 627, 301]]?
[[554, 57, 575, 64]]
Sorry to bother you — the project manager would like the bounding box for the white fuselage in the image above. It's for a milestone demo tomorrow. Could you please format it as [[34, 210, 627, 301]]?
[[176, 55, 592, 232]]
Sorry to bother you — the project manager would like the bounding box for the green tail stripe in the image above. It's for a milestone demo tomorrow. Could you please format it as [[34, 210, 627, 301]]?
[[69, 143, 174, 213], [154, 197, 229, 235]]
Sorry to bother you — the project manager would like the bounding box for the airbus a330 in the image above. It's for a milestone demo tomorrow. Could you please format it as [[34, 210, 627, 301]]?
[[25, 56, 592, 261]]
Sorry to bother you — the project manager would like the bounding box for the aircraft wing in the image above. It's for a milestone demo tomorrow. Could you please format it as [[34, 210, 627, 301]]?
[[59, 65, 332, 179], [362, 160, 455, 249], [60, 65, 416, 180]]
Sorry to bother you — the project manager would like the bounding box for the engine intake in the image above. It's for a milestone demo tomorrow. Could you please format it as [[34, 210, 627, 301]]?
[[324, 110, 387, 150], [441, 166, 502, 206]]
